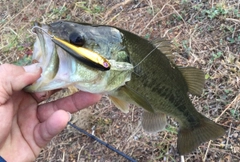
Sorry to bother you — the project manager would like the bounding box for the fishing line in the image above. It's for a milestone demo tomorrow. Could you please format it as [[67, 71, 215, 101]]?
[[31, 26, 54, 38], [133, 44, 160, 69], [68, 122, 137, 162], [105, 40, 161, 87]]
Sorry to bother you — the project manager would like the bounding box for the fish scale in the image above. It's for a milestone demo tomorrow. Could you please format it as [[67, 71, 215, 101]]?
[[123, 32, 188, 109]]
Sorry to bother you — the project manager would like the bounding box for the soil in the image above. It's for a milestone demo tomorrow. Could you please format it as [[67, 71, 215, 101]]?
[[0, 0, 239, 161]]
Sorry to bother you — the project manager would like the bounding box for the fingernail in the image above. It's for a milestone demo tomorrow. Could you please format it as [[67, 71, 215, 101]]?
[[23, 63, 41, 73], [68, 112, 72, 121]]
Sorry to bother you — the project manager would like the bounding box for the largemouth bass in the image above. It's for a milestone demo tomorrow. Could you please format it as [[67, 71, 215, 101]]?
[[26, 21, 225, 155]]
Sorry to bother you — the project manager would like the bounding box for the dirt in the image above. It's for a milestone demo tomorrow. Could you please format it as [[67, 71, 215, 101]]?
[[0, 0, 239, 161]]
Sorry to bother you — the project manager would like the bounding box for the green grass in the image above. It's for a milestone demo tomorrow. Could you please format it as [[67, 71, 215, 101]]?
[[75, 2, 104, 14], [1, 33, 19, 52], [13, 55, 32, 66], [203, 6, 228, 20]]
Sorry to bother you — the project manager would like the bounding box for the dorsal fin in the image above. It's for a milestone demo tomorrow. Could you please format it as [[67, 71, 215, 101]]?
[[178, 67, 205, 96], [151, 37, 173, 61], [108, 86, 154, 113]]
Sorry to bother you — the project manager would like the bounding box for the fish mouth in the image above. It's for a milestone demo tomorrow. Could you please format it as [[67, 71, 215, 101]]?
[[25, 23, 133, 93]]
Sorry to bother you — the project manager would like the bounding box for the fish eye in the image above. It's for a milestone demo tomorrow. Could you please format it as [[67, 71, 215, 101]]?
[[69, 32, 85, 46]]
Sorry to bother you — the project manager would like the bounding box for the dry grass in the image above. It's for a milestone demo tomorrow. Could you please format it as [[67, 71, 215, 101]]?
[[0, 0, 240, 161]]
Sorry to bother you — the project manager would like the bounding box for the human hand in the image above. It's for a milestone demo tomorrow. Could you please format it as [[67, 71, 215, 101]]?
[[0, 63, 101, 162]]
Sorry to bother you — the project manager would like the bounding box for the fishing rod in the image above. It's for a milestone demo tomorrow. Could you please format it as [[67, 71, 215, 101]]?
[[68, 122, 137, 162]]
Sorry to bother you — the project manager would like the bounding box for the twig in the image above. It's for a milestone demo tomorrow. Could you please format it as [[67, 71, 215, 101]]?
[[204, 94, 240, 160], [45, 0, 53, 14], [163, 24, 183, 37], [127, 121, 141, 142], [140, 2, 170, 35], [62, 149, 65, 162], [147, 0, 154, 15], [203, 140, 212, 162], [215, 93, 240, 122], [225, 123, 232, 149], [77, 144, 85, 162], [105, 12, 122, 25], [226, 18, 240, 24], [104, 0, 132, 20], [0, 0, 34, 30], [167, 4, 187, 25], [180, 155, 185, 162]]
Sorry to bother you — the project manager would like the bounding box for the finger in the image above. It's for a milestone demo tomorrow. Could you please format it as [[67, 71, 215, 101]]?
[[37, 91, 101, 122], [31, 89, 60, 103], [0, 63, 41, 105], [34, 110, 70, 148]]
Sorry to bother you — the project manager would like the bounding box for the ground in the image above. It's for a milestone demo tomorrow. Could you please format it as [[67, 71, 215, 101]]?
[[0, 0, 240, 161]]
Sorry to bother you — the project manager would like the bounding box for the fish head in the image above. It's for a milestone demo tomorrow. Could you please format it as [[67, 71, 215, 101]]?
[[49, 21, 127, 60], [25, 21, 133, 93]]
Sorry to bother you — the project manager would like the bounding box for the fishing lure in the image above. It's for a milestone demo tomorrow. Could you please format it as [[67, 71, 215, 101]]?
[[31, 26, 111, 71]]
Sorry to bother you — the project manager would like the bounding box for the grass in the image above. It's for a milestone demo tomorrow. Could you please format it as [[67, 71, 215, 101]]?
[[0, 0, 240, 161]]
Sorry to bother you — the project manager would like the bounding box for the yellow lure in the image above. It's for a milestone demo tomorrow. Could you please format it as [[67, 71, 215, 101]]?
[[52, 36, 111, 71]]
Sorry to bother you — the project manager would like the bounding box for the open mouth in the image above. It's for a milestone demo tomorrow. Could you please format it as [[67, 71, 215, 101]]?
[[26, 25, 100, 92]]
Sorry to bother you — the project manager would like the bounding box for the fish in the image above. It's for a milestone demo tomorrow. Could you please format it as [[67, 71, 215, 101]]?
[[25, 21, 226, 155]]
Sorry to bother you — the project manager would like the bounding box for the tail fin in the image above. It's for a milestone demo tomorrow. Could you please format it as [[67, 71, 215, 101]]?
[[177, 117, 226, 155]]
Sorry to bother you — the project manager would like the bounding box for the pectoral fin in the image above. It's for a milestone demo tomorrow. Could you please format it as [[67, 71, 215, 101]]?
[[119, 86, 154, 113], [141, 111, 167, 133], [108, 86, 154, 113], [109, 95, 130, 113], [178, 67, 205, 96]]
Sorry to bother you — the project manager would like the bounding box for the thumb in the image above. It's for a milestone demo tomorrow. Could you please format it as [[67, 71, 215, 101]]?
[[0, 63, 41, 105]]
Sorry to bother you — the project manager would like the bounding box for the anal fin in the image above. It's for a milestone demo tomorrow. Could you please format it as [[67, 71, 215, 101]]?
[[142, 111, 167, 133]]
